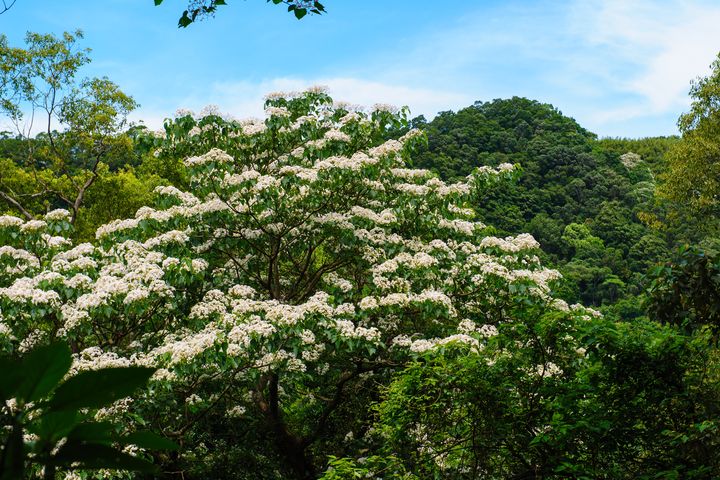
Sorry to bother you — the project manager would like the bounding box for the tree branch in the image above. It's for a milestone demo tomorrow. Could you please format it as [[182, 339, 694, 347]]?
[[0, 190, 33, 219], [0, 0, 16, 15]]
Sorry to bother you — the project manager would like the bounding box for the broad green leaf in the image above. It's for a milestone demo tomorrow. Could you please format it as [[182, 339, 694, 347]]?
[[0, 424, 24, 480], [0, 356, 23, 401], [179, 11, 192, 27], [122, 430, 179, 450], [48, 367, 155, 412], [16, 342, 72, 403], [29, 410, 79, 442], [154, 0, 163, 5], [67, 422, 118, 445]]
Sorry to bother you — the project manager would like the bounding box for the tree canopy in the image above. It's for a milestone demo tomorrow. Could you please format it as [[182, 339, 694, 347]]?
[[0, 31, 165, 242], [409, 97, 681, 316]]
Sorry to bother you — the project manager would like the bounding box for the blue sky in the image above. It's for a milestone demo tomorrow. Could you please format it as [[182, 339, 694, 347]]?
[[2, 0, 720, 137]]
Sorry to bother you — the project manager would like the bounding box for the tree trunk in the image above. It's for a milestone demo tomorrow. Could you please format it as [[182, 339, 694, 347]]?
[[273, 423, 315, 480], [261, 374, 316, 479]]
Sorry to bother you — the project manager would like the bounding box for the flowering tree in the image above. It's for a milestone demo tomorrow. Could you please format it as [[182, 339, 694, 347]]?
[[0, 88, 612, 478]]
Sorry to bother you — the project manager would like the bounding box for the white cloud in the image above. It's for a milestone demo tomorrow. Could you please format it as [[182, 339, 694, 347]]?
[[134, 77, 472, 129], [569, 0, 720, 118]]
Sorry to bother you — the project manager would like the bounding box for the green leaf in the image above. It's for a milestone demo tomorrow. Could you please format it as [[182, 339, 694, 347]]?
[[30, 410, 79, 442], [0, 424, 24, 480], [0, 356, 23, 402], [51, 442, 158, 472], [294, 7, 307, 19], [67, 422, 118, 445], [48, 367, 155, 412], [178, 11, 193, 27], [16, 342, 72, 403], [154, 0, 163, 5], [122, 430, 179, 450]]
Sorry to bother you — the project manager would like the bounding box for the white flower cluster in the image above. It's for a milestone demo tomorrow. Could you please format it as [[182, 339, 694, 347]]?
[[392, 333, 481, 354], [0, 246, 40, 273], [44, 209, 72, 222], [184, 148, 235, 167], [476, 163, 516, 176], [154, 185, 200, 206], [480, 233, 540, 252], [324, 129, 351, 142], [0, 215, 23, 228]]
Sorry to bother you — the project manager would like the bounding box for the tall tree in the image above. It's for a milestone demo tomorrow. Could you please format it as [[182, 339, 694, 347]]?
[[0, 30, 138, 224], [659, 51, 720, 233]]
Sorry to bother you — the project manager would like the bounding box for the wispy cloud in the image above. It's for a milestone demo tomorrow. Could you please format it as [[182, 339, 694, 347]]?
[[567, 0, 720, 124], [339, 0, 720, 135], [134, 77, 472, 129]]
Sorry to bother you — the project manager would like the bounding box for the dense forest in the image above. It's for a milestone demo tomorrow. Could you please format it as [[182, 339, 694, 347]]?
[[1, 30, 720, 480]]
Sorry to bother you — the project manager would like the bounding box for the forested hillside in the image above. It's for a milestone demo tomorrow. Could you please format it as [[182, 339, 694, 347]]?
[[411, 98, 682, 318]]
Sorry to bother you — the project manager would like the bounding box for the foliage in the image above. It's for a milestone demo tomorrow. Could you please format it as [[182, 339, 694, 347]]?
[[319, 455, 416, 479], [375, 316, 720, 478], [0, 46, 718, 478], [411, 97, 679, 312], [72, 167, 167, 241], [0, 342, 177, 479], [646, 245, 720, 340]]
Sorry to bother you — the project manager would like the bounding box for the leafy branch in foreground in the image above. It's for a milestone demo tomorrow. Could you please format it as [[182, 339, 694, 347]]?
[[154, 0, 325, 27], [0, 342, 177, 479]]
